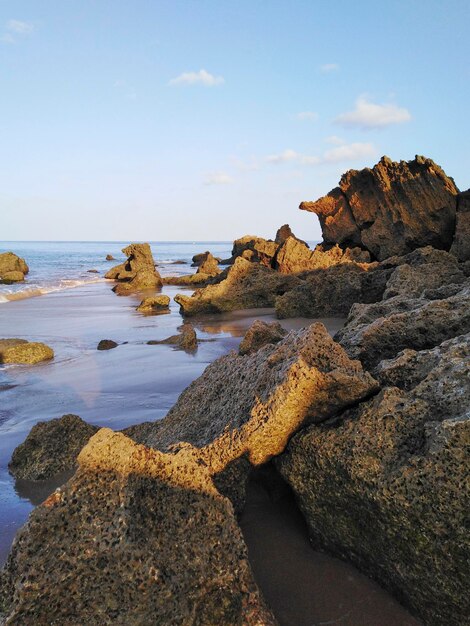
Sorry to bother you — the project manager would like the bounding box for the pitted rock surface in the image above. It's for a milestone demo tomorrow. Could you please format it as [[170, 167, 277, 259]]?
[[105, 243, 162, 295]]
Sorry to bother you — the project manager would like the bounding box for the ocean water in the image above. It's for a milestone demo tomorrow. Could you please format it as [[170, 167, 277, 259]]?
[[0, 241, 234, 302]]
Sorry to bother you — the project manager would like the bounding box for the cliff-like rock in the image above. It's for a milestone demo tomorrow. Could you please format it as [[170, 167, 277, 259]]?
[[105, 243, 162, 295], [450, 189, 470, 261], [300, 155, 459, 260]]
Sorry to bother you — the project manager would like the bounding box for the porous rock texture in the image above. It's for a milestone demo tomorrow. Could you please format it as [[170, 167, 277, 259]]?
[[278, 331, 470, 626], [9, 414, 99, 480], [238, 320, 287, 355], [132, 323, 378, 509], [229, 235, 279, 266], [450, 189, 470, 261], [274, 238, 371, 274], [300, 155, 459, 260], [174, 257, 301, 316], [0, 252, 29, 284], [0, 339, 54, 365], [105, 243, 162, 295], [1, 429, 276, 626], [197, 252, 221, 276], [336, 281, 470, 369], [136, 294, 170, 313]]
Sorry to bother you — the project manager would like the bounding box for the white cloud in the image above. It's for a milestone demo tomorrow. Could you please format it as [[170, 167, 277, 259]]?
[[169, 69, 224, 87], [0, 33, 14, 43], [266, 149, 321, 166], [325, 135, 345, 146], [7, 19, 34, 34], [320, 63, 339, 73], [204, 172, 234, 185], [335, 96, 411, 130], [323, 142, 376, 163], [296, 111, 319, 121]]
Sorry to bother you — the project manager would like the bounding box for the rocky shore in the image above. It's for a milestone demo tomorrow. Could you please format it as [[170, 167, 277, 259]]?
[[1, 155, 468, 625]]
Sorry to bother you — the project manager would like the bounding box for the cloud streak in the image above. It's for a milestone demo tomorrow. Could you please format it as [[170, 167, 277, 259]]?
[[320, 63, 339, 73], [335, 96, 411, 129], [266, 142, 376, 167], [204, 172, 234, 185], [169, 69, 224, 87], [7, 19, 34, 34]]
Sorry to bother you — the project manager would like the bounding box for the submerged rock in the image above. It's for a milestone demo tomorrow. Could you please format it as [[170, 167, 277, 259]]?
[[238, 320, 287, 355], [278, 331, 470, 626], [9, 414, 99, 480], [105, 243, 162, 295], [301, 155, 459, 260], [0, 339, 54, 365], [136, 295, 170, 313], [175, 257, 301, 316], [1, 429, 276, 625], [97, 339, 118, 350], [148, 323, 198, 352], [0, 252, 29, 283]]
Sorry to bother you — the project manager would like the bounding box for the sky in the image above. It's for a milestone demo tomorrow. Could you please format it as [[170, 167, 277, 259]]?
[[1, 0, 469, 242]]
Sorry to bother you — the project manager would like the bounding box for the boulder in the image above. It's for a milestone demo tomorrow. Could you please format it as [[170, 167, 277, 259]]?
[[148, 323, 198, 352], [0, 339, 54, 365], [97, 339, 118, 351], [197, 252, 221, 277], [133, 323, 378, 510], [278, 331, 470, 626], [274, 238, 371, 274], [105, 254, 115, 261], [238, 320, 287, 355], [301, 155, 459, 260], [136, 295, 170, 313], [174, 257, 301, 316], [450, 189, 470, 261], [105, 243, 162, 295], [0, 252, 29, 283], [337, 281, 470, 369], [1, 429, 276, 625], [191, 251, 220, 267], [9, 414, 99, 480]]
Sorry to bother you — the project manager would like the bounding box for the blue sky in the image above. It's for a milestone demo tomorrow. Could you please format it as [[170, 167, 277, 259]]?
[[1, 0, 469, 241]]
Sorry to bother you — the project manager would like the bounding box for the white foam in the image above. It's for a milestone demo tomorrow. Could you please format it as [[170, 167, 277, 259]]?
[[0, 277, 104, 303]]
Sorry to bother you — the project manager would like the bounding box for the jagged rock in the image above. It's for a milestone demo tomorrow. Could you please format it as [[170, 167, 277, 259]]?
[[148, 323, 198, 352], [105, 243, 162, 295], [451, 190, 470, 261], [191, 251, 221, 267], [238, 320, 287, 355], [0, 339, 54, 365], [274, 238, 371, 274], [97, 339, 118, 350], [382, 247, 465, 299], [278, 332, 470, 626], [229, 235, 279, 266], [136, 295, 170, 313], [301, 156, 459, 261], [105, 254, 115, 261], [337, 282, 470, 369], [197, 252, 221, 276], [0, 252, 29, 283], [175, 257, 301, 316], [1, 429, 276, 626], [133, 324, 378, 510], [9, 414, 99, 480], [274, 224, 294, 245]]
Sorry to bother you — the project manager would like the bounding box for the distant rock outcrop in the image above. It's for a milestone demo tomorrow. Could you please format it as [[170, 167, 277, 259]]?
[[0, 252, 29, 284], [9, 414, 99, 480], [300, 155, 459, 260], [105, 243, 162, 295], [0, 339, 54, 365]]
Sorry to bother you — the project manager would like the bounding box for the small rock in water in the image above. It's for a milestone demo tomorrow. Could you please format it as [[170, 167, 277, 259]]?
[[136, 295, 171, 313], [0, 338, 54, 364], [147, 323, 198, 352], [105, 254, 115, 261], [97, 339, 118, 351], [87, 269, 99, 273]]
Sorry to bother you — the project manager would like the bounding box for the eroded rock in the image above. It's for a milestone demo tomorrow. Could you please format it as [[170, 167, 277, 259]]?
[[238, 320, 287, 355], [450, 189, 470, 261], [9, 414, 99, 480], [274, 238, 370, 274], [301, 155, 459, 260], [105, 243, 162, 295], [136, 295, 170, 313], [0, 252, 29, 283], [0, 339, 54, 365]]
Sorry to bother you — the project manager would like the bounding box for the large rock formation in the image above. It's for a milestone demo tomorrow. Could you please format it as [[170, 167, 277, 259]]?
[[132, 323, 378, 509], [9, 414, 99, 480], [278, 331, 470, 626], [0, 339, 54, 365], [175, 257, 301, 316], [450, 189, 470, 261], [228, 235, 279, 266], [1, 429, 276, 625], [0, 252, 29, 284], [274, 238, 371, 274], [105, 243, 162, 295], [300, 156, 459, 260]]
